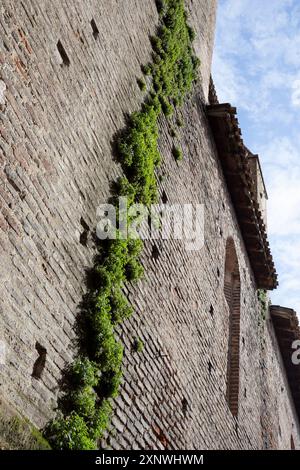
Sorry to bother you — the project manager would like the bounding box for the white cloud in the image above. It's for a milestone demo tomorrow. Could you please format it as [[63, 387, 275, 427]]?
[[261, 138, 300, 254], [213, 0, 300, 117], [212, 52, 249, 105]]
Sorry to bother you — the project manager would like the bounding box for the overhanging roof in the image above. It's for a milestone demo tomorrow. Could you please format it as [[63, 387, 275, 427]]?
[[206, 102, 278, 290], [271, 306, 300, 420]]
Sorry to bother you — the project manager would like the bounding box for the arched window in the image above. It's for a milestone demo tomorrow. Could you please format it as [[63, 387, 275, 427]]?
[[224, 237, 241, 417]]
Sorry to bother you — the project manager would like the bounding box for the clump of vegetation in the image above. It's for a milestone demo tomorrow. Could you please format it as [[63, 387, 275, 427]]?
[[258, 289, 268, 322], [170, 127, 177, 138], [132, 337, 144, 353], [176, 117, 184, 127], [137, 77, 147, 91], [45, 412, 97, 450], [172, 145, 183, 161], [69, 357, 99, 388], [155, 0, 167, 15], [118, 101, 161, 206], [141, 63, 152, 76], [45, 0, 199, 449], [0, 411, 51, 450]]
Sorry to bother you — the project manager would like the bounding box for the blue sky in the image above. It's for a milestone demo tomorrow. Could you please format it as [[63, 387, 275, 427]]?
[[212, 0, 300, 313]]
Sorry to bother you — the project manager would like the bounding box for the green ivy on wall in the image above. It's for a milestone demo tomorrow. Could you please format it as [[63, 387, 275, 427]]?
[[44, 0, 200, 449], [258, 289, 269, 323]]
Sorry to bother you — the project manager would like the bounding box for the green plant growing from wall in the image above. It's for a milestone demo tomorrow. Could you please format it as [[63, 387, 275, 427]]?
[[132, 337, 144, 353], [137, 77, 147, 91], [172, 145, 183, 161], [258, 289, 269, 322], [44, 0, 199, 450], [176, 117, 184, 128], [170, 127, 177, 138]]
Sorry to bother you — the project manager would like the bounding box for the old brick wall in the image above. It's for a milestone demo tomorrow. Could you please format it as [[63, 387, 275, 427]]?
[[260, 314, 300, 450], [108, 88, 300, 449], [0, 0, 162, 427], [0, 0, 299, 450]]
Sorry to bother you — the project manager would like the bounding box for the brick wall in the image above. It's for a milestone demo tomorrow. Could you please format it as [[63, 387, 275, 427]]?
[[0, 0, 299, 450]]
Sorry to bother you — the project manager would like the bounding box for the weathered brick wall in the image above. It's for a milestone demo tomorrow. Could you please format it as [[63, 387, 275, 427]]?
[[0, 0, 299, 450], [260, 314, 300, 450], [0, 0, 162, 427]]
